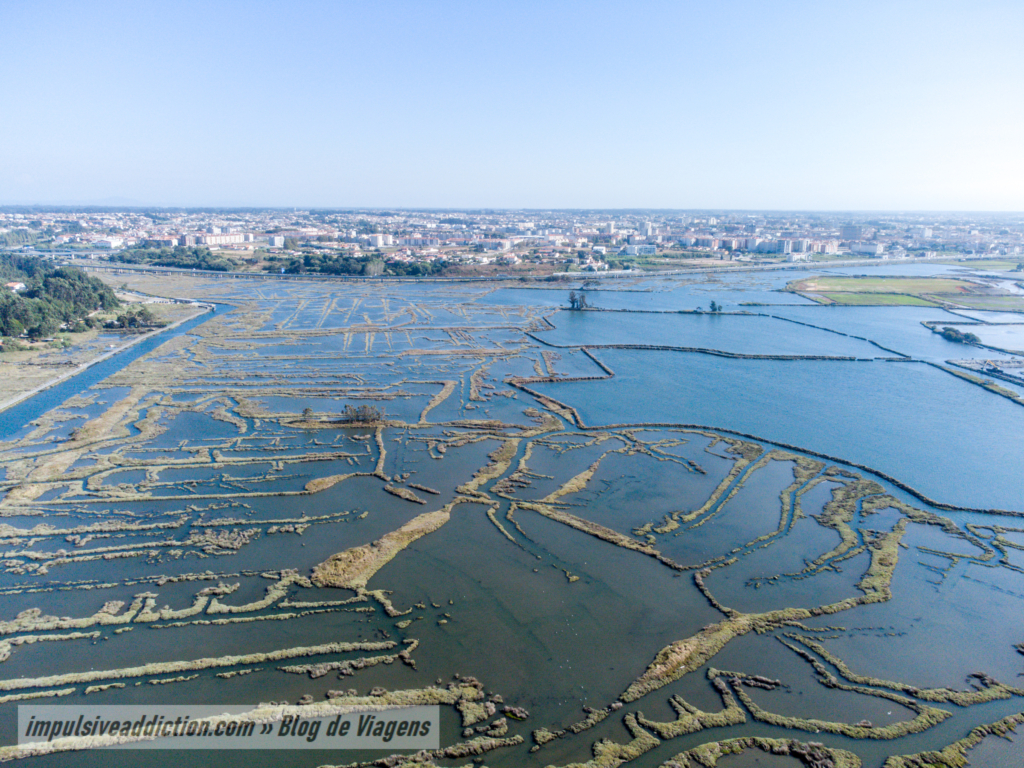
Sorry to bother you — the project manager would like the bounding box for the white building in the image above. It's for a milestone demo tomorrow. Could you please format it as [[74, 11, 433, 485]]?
[[624, 245, 656, 256], [400, 237, 442, 247], [197, 233, 245, 245], [851, 242, 885, 256]]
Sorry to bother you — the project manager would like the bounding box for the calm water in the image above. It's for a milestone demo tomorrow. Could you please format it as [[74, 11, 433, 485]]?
[[763, 304, 1021, 362], [3, 269, 1024, 768], [535, 349, 1024, 511], [534, 310, 883, 358]]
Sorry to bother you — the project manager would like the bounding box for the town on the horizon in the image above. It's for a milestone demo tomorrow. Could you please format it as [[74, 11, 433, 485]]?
[[2, 208, 1023, 278]]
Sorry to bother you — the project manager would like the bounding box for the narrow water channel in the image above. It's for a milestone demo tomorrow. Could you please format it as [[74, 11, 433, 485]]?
[[0, 303, 225, 440]]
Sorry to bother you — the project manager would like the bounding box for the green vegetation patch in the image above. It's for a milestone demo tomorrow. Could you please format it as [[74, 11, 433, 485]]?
[[935, 326, 980, 344], [790, 276, 977, 294], [274, 251, 447, 277], [818, 293, 940, 306], [937, 295, 1024, 311], [115, 246, 237, 272], [0, 253, 119, 341], [936, 259, 1024, 272]]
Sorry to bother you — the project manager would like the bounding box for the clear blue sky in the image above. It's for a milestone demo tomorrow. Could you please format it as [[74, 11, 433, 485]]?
[[2, 1, 1022, 210]]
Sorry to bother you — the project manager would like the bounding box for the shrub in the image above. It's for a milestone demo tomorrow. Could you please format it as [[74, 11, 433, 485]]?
[[339, 404, 385, 423]]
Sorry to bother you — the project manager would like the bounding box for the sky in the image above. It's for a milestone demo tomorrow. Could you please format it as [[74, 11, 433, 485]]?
[[1, 0, 1022, 210]]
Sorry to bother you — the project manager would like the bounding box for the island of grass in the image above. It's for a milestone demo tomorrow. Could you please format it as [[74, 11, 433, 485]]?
[[818, 293, 940, 306], [935, 258, 1024, 272], [783, 275, 1020, 308]]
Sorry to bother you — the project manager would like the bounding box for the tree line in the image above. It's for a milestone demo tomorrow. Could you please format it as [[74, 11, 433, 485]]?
[[272, 252, 447, 278], [115, 246, 236, 272], [0, 230, 38, 249]]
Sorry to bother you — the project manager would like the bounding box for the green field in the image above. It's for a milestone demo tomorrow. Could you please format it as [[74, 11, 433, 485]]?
[[818, 292, 940, 306], [941, 295, 1024, 311], [937, 259, 1024, 272], [790, 276, 976, 294]]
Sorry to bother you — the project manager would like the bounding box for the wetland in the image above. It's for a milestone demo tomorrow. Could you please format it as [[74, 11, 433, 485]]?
[[0, 264, 1022, 768]]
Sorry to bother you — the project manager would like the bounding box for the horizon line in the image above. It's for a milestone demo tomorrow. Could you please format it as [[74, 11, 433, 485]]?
[[2, 204, 1023, 216]]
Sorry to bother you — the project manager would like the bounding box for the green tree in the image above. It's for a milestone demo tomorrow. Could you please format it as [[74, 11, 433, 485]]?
[[340, 404, 385, 423], [0, 254, 118, 339], [939, 326, 980, 344], [115, 246, 234, 272], [29, 317, 60, 339]]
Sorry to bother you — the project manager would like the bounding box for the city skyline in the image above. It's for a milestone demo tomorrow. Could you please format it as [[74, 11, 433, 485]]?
[[3, 1, 1023, 210]]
